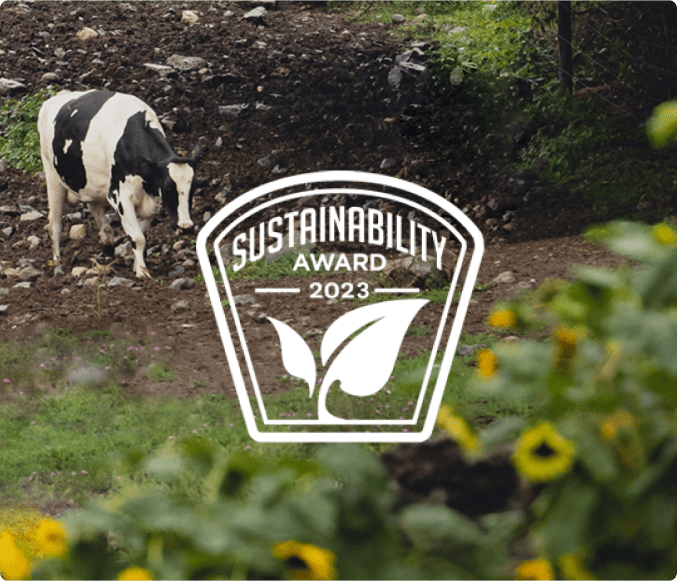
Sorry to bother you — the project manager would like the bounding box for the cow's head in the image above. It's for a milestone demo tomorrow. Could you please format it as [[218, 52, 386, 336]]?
[[160, 143, 203, 231]]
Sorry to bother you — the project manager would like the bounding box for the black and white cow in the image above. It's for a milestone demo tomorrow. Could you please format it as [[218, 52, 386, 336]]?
[[38, 89, 202, 279]]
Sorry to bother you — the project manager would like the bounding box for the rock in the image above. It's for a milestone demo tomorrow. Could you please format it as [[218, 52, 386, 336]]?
[[166, 54, 206, 72], [168, 265, 185, 278], [244, 6, 266, 22], [233, 293, 258, 305], [13, 282, 32, 290], [2, 227, 14, 238], [169, 277, 195, 290], [392, 13, 405, 24], [380, 158, 396, 170], [18, 265, 41, 282], [69, 224, 86, 240], [4, 268, 20, 277], [487, 196, 519, 213], [27, 235, 40, 249], [257, 154, 279, 170], [19, 210, 43, 222], [203, 211, 212, 222], [388, 66, 403, 88], [182, 259, 195, 268], [0, 205, 20, 216], [41, 72, 60, 82], [492, 271, 515, 284], [60, 288, 71, 295], [114, 241, 134, 260], [82, 277, 99, 288], [219, 242, 233, 264], [66, 211, 82, 220], [143, 63, 175, 76], [108, 276, 135, 288], [53, 48, 66, 59], [457, 343, 488, 357], [219, 103, 249, 117], [180, 9, 199, 23], [71, 266, 88, 278], [0, 305, 9, 315], [382, 255, 446, 290], [0, 160, 7, 173], [0, 288, 8, 296], [76, 27, 98, 41], [172, 240, 185, 251], [172, 299, 189, 311], [0, 78, 28, 95]]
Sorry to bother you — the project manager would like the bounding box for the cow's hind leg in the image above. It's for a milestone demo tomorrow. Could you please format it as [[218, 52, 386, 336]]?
[[117, 180, 152, 279], [44, 163, 68, 270], [89, 202, 115, 255]]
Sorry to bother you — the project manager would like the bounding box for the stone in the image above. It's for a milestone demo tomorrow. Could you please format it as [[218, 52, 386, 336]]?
[[169, 277, 195, 290], [219, 103, 249, 117], [143, 63, 175, 76], [82, 277, 99, 288], [233, 294, 258, 305], [168, 265, 185, 278], [0, 305, 9, 315], [257, 154, 279, 170], [66, 211, 82, 220], [392, 13, 405, 24], [71, 266, 88, 278], [0, 78, 28, 95], [166, 54, 206, 72], [115, 241, 134, 260], [0, 205, 20, 216], [244, 6, 266, 22], [172, 299, 190, 311], [69, 224, 86, 240], [27, 235, 40, 249], [380, 158, 396, 170], [172, 240, 185, 251], [19, 210, 43, 222], [108, 276, 135, 288], [492, 271, 515, 284], [13, 282, 32, 290], [18, 265, 41, 282], [2, 227, 14, 238], [180, 9, 199, 23], [76, 27, 98, 41], [0, 288, 8, 296], [60, 287, 71, 295], [41, 72, 60, 82], [457, 343, 488, 357]]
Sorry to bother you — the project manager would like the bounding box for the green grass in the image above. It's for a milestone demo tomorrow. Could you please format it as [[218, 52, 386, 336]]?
[[0, 322, 516, 511]]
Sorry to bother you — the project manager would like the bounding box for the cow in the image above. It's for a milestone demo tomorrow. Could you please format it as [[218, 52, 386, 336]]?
[[38, 89, 203, 279]]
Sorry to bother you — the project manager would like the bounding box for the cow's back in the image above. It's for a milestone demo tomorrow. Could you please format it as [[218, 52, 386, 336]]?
[[38, 90, 166, 201]]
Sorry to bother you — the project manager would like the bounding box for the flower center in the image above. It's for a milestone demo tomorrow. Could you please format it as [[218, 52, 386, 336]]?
[[534, 442, 555, 458], [286, 557, 309, 571]]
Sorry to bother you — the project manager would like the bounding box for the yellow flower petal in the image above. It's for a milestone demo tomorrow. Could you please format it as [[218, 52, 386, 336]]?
[[117, 566, 153, 580], [600, 409, 635, 442], [0, 531, 32, 580], [436, 405, 482, 453], [513, 422, 576, 482], [32, 518, 67, 558], [487, 309, 517, 329], [515, 557, 555, 580], [273, 541, 336, 580], [477, 349, 498, 379], [654, 223, 677, 246]]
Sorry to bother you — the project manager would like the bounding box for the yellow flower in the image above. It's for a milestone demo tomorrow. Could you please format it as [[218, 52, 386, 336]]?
[[272, 540, 336, 580], [0, 531, 32, 580], [487, 308, 517, 330], [553, 326, 579, 374], [32, 518, 67, 558], [559, 553, 595, 580], [600, 409, 635, 442], [512, 422, 576, 482], [476, 349, 498, 379], [117, 566, 153, 580], [515, 557, 555, 580], [436, 405, 482, 454], [654, 223, 677, 246]]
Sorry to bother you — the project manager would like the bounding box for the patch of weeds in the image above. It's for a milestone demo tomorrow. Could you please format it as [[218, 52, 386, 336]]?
[[0, 87, 57, 172], [406, 324, 431, 337], [146, 361, 178, 382]]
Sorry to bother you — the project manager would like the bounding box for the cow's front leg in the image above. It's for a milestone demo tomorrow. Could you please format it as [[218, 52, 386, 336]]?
[[44, 161, 67, 268], [117, 183, 152, 279]]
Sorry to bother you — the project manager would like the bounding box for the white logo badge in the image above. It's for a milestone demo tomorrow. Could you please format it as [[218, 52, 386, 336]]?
[[197, 171, 483, 442]]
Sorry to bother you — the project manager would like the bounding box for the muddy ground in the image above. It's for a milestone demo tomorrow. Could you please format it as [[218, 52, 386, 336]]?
[[0, 1, 632, 517]]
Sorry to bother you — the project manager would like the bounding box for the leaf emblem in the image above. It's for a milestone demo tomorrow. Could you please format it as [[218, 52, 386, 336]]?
[[266, 317, 316, 395], [321, 299, 429, 398]]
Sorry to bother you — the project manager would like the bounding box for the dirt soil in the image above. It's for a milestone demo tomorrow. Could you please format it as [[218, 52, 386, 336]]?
[[0, 1, 629, 512]]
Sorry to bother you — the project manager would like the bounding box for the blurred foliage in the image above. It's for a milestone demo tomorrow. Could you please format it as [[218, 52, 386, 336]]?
[[474, 220, 677, 579], [0, 88, 56, 172]]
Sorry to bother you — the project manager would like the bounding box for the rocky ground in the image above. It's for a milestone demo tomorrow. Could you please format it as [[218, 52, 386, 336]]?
[[0, 1, 630, 514]]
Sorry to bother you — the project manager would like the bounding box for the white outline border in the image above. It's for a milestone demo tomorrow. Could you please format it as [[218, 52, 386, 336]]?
[[197, 171, 484, 442]]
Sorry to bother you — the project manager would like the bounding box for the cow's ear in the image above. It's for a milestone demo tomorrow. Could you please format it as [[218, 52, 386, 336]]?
[[190, 143, 203, 166]]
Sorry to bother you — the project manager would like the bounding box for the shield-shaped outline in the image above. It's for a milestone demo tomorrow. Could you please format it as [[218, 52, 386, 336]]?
[[197, 171, 484, 443]]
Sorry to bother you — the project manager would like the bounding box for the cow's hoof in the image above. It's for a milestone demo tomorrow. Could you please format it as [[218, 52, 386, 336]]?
[[136, 268, 152, 280]]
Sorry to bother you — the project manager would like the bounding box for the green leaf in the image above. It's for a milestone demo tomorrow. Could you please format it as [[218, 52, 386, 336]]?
[[400, 504, 483, 547]]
